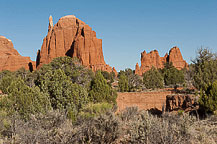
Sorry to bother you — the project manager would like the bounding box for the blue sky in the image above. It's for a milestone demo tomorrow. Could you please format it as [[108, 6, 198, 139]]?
[[0, 0, 217, 71]]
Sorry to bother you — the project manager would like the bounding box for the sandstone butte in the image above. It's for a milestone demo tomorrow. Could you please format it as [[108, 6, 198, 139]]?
[[135, 47, 188, 75], [0, 36, 35, 72], [36, 15, 117, 75]]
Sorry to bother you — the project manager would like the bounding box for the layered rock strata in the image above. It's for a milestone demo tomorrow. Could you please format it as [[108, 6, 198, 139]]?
[[36, 15, 116, 74], [0, 36, 35, 71], [135, 47, 188, 75]]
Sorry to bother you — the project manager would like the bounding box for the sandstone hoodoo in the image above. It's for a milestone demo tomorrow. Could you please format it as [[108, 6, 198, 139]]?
[[135, 47, 188, 75], [36, 15, 116, 74], [0, 36, 35, 71]]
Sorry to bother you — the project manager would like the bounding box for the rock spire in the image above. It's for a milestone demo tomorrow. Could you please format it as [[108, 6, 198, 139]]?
[[36, 15, 116, 74]]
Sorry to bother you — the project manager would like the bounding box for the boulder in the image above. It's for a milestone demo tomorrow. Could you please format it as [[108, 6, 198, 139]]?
[[36, 15, 116, 74], [0, 36, 35, 71], [135, 46, 188, 75]]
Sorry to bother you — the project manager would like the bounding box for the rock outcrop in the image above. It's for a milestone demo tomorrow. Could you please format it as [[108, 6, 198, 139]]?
[[36, 15, 116, 74], [168, 47, 188, 70], [135, 47, 188, 75], [0, 36, 35, 71], [166, 94, 197, 112]]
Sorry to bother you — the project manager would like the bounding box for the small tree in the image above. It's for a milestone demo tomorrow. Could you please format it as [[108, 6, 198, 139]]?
[[89, 71, 117, 104], [40, 69, 89, 121], [118, 74, 129, 92], [192, 48, 217, 90], [199, 81, 217, 113], [162, 62, 185, 86], [143, 67, 164, 89]]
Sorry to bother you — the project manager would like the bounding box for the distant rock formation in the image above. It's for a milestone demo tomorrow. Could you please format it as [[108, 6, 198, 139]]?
[[36, 15, 116, 74], [0, 36, 35, 71], [135, 47, 188, 75]]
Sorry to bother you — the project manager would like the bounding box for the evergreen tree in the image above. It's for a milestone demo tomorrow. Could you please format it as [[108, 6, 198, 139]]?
[[89, 71, 117, 103], [199, 81, 217, 113], [118, 74, 129, 92], [40, 69, 89, 121], [143, 67, 164, 89], [192, 48, 217, 90], [36, 56, 94, 88], [162, 62, 185, 86], [0, 78, 51, 119]]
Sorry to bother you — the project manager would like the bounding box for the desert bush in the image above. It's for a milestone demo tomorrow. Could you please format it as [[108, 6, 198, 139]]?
[[1, 110, 74, 144], [78, 102, 113, 119], [72, 111, 122, 144], [119, 108, 217, 144], [0, 75, 16, 94], [89, 71, 117, 104], [0, 70, 14, 81], [1, 107, 216, 143], [143, 67, 164, 89]]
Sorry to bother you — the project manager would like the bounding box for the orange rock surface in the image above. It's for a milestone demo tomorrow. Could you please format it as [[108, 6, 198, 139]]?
[[36, 15, 116, 73], [116, 90, 173, 112], [135, 46, 188, 75], [0, 36, 35, 71]]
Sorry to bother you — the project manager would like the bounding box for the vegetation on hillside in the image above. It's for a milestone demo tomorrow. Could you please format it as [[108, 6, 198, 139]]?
[[0, 48, 217, 143]]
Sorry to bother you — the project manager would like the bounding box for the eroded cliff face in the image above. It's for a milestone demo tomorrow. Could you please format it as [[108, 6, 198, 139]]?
[[135, 47, 188, 75], [0, 36, 35, 71], [36, 15, 116, 73], [168, 47, 188, 70]]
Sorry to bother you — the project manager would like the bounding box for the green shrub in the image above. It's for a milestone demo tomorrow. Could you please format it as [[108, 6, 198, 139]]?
[[0, 70, 14, 81], [0, 78, 51, 119], [36, 56, 94, 88], [118, 73, 129, 92], [118, 68, 142, 92], [89, 71, 117, 104], [0, 76, 16, 94], [101, 71, 115, 83], [192, 48, 217, 90], [162, 62, 185, 86], [78, 102, 113, 119], [199, 81, 217, 113], [143, 67, 164, 89], [72, 111, 121, 144], [40, 69, 89, 121]]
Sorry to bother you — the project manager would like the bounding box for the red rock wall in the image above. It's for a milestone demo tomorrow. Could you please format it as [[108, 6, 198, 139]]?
[[0, 36, 35, 71], [116, 90, 173, 112], [37, 15, 116, 74]]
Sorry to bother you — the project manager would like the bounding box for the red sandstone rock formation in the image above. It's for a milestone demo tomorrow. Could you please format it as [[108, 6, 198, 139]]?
[[0, 36, 35, 71], [135, 46, 188, 75], [36, 15, 116, 74], [166, 94, 197, 112], [168, 47, 188, 70]]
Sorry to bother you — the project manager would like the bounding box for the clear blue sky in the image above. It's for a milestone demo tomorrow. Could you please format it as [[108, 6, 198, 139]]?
[[0, 0, 217, 71]]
